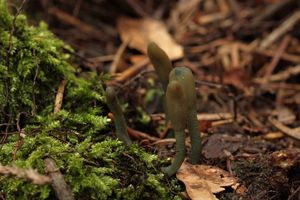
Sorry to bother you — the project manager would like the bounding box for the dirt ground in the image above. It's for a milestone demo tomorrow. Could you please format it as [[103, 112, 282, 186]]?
[[19, 0, 300, 199]]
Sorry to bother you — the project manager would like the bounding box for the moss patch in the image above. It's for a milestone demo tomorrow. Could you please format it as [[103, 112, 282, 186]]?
[[0, 1, 181, 199]]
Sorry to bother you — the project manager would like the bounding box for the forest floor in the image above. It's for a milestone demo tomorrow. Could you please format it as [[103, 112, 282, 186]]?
[[20, 0, 300, 199]]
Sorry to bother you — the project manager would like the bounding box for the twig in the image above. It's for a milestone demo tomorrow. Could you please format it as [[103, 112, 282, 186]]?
[[255, 64, 300, 82], [7, 0, 27, 57], [269, 117, 300, 140], [0, 164, 51, 185], [114, 58, 149, 82], [151, 113, 233, 121], [127, 127, 160, 142], [110, 37, 131, 74], [288, 185, 300, 200], [44, 158, 74, 200], [72, 0, 82, 16], [48, 6, 105, 40], [32, 50, 39, 115], [87, 55, 115, 63], [150, 138, 191, 148], [125, 0, 148, 17], [251, 0, 295, 27], [237, 42, 300, 63], [260, 11, 300, 49], [261, 35, 291, 82], [54, 80, 67, 114], [228, 0, 242, 20]]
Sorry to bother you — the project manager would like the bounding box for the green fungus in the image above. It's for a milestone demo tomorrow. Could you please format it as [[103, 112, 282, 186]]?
[[169, 67, 202, 164], [105, 86, 132, 145], [162, 80, 188, 176], [147, 42, 173, 122], [147, 42, 173, 91]]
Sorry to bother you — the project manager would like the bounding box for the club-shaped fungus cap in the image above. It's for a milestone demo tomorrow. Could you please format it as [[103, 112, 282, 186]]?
[[147, 42, 173, 91], [166, 80, 188, 131], [169, 67, 197, 109]]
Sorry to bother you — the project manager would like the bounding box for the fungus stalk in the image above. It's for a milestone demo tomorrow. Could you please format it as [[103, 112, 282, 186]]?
[[162, 81, 187, 176], [105, 87, 132, 145], [169, 67, 202, 164]]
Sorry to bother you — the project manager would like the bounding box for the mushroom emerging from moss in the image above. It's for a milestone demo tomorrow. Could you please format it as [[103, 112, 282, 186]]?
[[105, 86, 132, 145], [162, 80, 188, 176], [169, 67, 201, 164]]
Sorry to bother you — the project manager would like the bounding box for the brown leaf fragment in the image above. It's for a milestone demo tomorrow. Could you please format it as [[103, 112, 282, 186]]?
[[223, 68, 251, 92], [176, 161, 239, 200], [270, 148, 300, 169], [117, 17, 183, 60], [203, 134, 243, 159]]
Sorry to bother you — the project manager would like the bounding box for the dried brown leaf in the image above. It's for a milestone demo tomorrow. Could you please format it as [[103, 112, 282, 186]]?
[[176, 161, 239, 200], [270, 148, 300, 169], [117, 17, 183, 60], [202, 134, 243, 159]]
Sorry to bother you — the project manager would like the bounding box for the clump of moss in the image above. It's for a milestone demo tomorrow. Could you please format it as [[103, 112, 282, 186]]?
[[0, 1, 181, 199], [1, 134, 182, 199]]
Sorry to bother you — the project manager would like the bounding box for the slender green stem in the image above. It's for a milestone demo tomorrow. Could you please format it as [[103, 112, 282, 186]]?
[[162, 130, 185, 177], [105, 87, 132, 145], [187, 109, 201, 164]]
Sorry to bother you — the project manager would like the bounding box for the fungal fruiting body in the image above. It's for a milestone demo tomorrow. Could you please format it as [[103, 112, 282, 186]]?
[[162, 80, 188, 176], [147, 42, 173, 122], [147, 42, 173, 91], [169, 67, 201, 164], [105, 87, 132, 145]]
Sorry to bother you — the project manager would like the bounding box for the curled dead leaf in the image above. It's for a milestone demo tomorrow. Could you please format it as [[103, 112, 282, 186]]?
[[176, 161, 240, 200], [117, 17, 183, 60]]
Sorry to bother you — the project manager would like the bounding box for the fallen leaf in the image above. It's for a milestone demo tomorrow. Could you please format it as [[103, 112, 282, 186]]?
[[223, 68, 251, 91], [117, 17, 183, 60], [270, 148, 300, 169], [176, 161, 239, 200], [202, 134, 243, 159]]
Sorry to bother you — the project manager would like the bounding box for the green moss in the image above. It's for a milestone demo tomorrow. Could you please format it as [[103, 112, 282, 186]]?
[[0, 2, 182, 199]]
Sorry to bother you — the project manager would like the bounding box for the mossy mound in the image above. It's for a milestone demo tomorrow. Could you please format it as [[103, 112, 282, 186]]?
[[0, 1, 181, 199]]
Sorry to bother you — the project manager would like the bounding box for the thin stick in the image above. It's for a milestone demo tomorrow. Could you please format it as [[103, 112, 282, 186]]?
[[44, 158, 74, 200], [237, 42, 300, 63], [0, 164, 50, 185], [269, 117, 300, 140], [110, 37, 131, 74], [115, 58, 149, 82], [54, 80, 67, 114], [261, 35, 291, 83], [260, 11, 300, 49], [255, 64, 300, 83], [251, 0, 294, 27], [127, 127, 160, 142], [48, 7, 104, 39]]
